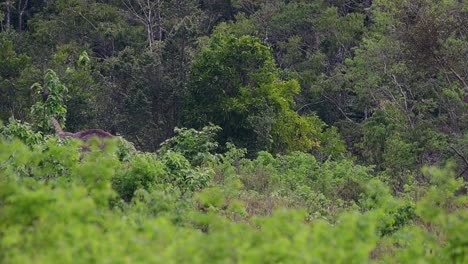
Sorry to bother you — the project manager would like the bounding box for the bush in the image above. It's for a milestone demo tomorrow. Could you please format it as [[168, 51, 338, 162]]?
[[162, 151, 213, 192], [159, 125, 221, 166], [0, 135, 465, 263], [0, 118, 43, 146], [112, 153, 166, 202]]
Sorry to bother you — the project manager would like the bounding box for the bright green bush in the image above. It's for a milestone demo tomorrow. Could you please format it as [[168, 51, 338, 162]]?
[[0, 134, 466, 263], [162, 151, 213, 192], [0, 118, 43, 145], [112, 153, 167, 202], [159, 125, 221, 166]]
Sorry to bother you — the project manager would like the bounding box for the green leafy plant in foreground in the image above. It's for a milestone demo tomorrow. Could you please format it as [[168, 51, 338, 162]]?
[[0, 130, 466, 263], [0, 118, 43, 145]]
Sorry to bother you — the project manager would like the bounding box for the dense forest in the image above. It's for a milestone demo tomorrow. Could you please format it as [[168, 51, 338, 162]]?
[[0, 0, 467, 262]]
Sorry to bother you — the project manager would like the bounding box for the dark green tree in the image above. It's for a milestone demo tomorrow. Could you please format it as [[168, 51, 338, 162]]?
[[0, 32, 40, 121], [184, 33, 344, 155], [339, 0, 468, 187]]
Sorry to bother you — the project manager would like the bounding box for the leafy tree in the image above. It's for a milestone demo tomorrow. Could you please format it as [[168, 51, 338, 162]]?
[[96, 47, 180, 150], [339, 0, 468, 180], [30, 69, 68, 132], [121, 0, 201, 49], [213, 1, 367, 124], [0, 32, 39, 121], [185, 33, 341, 154], [159, 125, 221, 166], [91, 1, 204, 151], [49, 47, 100, 131], [0, 117, 43, 145], [28, 0, 142, 59]]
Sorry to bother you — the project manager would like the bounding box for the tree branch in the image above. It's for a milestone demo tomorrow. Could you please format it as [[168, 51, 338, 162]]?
[[322, 93, 353, 122], [449, 145, 468, 180]]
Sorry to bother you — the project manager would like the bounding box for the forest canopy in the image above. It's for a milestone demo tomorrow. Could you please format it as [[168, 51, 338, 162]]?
[[0, 0, 467, 263]]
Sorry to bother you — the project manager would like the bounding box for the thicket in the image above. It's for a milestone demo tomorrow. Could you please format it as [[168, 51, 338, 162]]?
[[0, 123, 466, 263], [0, 0, 467, 262]]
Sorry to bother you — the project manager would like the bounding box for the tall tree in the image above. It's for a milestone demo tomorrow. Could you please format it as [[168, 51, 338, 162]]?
[[212, 0, 367, 124], [122, 0, 164, 48], [337, 0, 468, 187], [5, 0, 11, 29], [184, 33, 344, 154], [17, 0, 28, 31], [121, 0, 200, 48], [0, 33, 41, 121]]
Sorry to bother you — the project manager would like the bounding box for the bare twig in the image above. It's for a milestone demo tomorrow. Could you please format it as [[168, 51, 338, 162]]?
[[295, 101, 325, 113], [322, 93, 353, 122], [449, 67, 468, 91], [449, 145, 468, 180]]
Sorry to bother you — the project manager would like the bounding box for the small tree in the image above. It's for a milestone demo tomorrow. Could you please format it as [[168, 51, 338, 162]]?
[[30, 70, 68, 132]]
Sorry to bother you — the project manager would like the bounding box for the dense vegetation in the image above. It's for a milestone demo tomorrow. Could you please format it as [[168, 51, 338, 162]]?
[[0, 0, 467, 262]]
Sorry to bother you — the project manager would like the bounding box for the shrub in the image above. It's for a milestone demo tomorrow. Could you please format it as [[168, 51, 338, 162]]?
[[159, 125, 221, 166], [162, 151, 213, 192], [112, 153, 166, 202], [0, 118, 43, 145]]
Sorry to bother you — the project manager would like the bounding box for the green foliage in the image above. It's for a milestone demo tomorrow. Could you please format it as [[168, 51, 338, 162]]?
[[159, 125, 221, 166], [112, 153, 167, 202], [0, 132, 466, 263], [185, 33, 278, 150], [186, 33, 344, 155], [51, 46, 100, 131], [387, 165, 467, 263], [343, 0, 468, 181], [1, 0, 467, 262], [115, 136, 137, 162], [162, 151, 213, 192], [0, 118, 43, 145], [113, 150, 213, 202], [30, 70, 68, 132], [0, 32, 39, 121], [210, 149, 373, 220]]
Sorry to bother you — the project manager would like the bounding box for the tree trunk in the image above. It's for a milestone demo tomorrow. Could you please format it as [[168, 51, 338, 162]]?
[[156, 1, 162, 41], [18, 0, 29, 32], [6, 0, 11, 29], [147, 24, 153, 47]]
